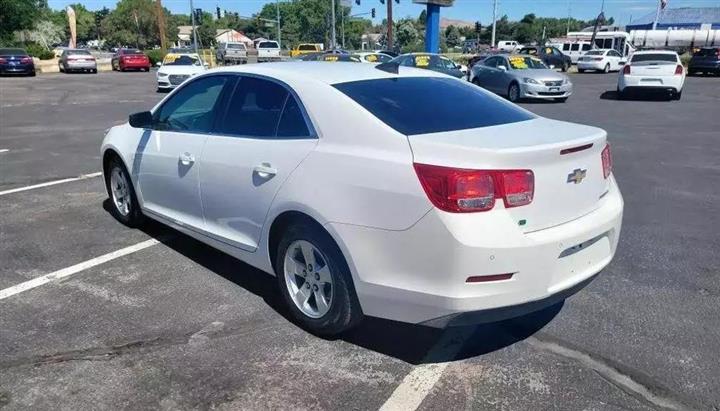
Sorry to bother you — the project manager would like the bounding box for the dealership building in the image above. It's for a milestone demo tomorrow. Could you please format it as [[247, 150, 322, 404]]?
[[626, 7, 720, 30]]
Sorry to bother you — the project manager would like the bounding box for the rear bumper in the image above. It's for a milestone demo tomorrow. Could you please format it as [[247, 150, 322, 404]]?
[[618, 74, 683, 92], [0, 63, 34, 74], [577, 61, 605, 71], [328, 176, 623, 326], [520, 82, 573, 99], [65, 61, 97, 70], [120, 60, 150, 69]]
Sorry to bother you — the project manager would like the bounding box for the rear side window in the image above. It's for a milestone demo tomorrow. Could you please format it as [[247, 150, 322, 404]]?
[[334, 77, 534, 136], [219, 76, 311, 138], [631, 53, 678, 63], [562, 44, 570, 51], [259, 41, 278, 48]]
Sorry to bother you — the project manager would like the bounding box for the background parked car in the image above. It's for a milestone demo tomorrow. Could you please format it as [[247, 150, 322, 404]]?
[[355, 52, 393, 64], [617, 50, 685, 100], [290, 43, 322, 58], [577, 49, 625, 73], [392, 53, 464, 78], [111, 49, 151, 72], [0, 48, 35, 76], [59, 49, 97, 74], [216, 42, 248, 64], [688, 47, 720, 76], [518, 46, 571, 72], [497, 40, 523, 52], [471, 54, 572, 102], [156, 53, 206, 91], [257, 40, 281, 62]]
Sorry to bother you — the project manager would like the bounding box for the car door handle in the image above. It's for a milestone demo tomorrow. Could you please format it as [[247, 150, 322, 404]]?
[[253, 163, 277, 178], [179, 152, 195, 166]]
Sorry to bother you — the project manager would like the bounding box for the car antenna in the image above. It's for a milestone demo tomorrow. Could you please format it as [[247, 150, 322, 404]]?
[[375, 61, 400, 74]]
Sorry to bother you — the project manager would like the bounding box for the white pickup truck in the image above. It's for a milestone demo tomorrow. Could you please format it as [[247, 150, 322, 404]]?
[[257, 40, 281, 62], [216, 42, 248, 64]]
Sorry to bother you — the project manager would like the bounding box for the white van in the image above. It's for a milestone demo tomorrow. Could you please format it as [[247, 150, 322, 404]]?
[[557, 41, 592, 63], [497, 41, 523, 52]]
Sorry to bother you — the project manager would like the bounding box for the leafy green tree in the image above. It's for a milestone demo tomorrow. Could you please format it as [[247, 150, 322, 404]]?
[[0, 0, 40, 43], [396, 18, 419, 52], [100, 0, 176, 48], [445, 25, 461, 48], [25, 20, 65, 49]]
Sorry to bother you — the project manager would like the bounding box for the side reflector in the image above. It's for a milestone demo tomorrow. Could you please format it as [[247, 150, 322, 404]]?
[[466, 273, 515, 283]]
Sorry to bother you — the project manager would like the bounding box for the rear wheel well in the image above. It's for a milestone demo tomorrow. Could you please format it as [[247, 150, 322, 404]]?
[[268, 211, 332, 273]]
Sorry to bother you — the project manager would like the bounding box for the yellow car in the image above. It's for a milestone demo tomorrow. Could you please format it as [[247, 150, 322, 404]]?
[[290, 44, 322, 58]]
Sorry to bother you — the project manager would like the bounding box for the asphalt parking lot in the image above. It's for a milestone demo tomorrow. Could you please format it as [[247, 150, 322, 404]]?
[[1, 70, 719, 410]]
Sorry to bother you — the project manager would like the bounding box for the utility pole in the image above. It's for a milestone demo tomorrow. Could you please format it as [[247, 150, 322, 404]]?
[[190, 0, 199, 55], [386, 0, 393, 50], [566, 0, 571, 34], [491, 0, 498, 48], [341, 7, 345, 48], [331, 0, 337, 49], [155, 0, 167, 50], [652, 0, 661, 30], [276, 0, 281, 48]]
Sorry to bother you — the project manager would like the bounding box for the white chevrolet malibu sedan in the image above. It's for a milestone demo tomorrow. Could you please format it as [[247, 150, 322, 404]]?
[[101, 62, 623, 335]]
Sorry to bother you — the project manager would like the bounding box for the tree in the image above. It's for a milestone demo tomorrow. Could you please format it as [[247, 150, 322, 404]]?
[[395, 18, 419, 52], [445, 25, 461, 48], [101, 0, 176, 48], [0, 0, 40, 43], [25, 20, 65, 49]]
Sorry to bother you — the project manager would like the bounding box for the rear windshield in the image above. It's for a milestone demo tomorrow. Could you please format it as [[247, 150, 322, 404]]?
[[258, 41, 278, 48], [631, 53, 677, 63], [695, 48, 719, 57], [585, 50, 604, 55], [299, 45, 316, 51], [227, 43, 246, 49], [67, 50, 91, 55], [0, 48, 27, 55], [334, 77, 534, 136], [123, 49, 143, 54]]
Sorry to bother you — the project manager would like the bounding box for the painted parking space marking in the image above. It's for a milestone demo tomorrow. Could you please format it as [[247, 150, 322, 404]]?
[[379, 327, 476, 411], [0, 172, 102, 196], [0, 149, 9, 153], [0, 239, 159, 301]]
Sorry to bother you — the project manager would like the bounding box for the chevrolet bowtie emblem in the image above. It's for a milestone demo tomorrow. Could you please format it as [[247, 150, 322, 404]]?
[[567, 168, 587, 184]]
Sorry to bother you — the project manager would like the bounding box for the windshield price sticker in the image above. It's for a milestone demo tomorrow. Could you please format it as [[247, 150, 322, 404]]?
[[509, 57, 528, 69], [164, 54, 178, 63], [324, 55, 339, 62], [415, 55, 430, 67], [366, 54, 378, 62]]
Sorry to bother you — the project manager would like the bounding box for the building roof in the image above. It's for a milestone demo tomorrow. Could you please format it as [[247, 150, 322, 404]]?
[[627, 7, 720, 29]]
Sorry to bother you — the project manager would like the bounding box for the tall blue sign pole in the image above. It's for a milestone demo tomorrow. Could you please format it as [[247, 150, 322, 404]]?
[[412, 0, 454, 53]]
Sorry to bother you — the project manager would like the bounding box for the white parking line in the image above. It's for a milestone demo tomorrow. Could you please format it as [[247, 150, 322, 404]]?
[[0, 149, 8, 153], [379, 327, 476, 411], [0, 239, 159, 301], [0, 172, 102, 196]]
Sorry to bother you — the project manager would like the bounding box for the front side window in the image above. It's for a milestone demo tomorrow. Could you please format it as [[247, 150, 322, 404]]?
[[154, 75, 228, 133], [218, 76, 311, 139], [483, 57, 498, 68], [334, 77, 534, 136]]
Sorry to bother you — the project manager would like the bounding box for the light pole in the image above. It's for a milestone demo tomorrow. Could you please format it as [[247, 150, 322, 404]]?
[[276, 0, 281, 48], [190, 0, 198, 54], [331, 0, 337, 49], [491, 0, 498, 48]]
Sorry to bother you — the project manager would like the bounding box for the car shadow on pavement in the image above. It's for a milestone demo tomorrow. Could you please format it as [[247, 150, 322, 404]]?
[[106, 201, 562, 366], [600, 90, 674, 101]]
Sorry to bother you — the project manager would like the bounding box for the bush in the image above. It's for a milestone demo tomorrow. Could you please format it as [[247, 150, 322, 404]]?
[[145, 49, 167, 66], [24, 42, 55, 60]]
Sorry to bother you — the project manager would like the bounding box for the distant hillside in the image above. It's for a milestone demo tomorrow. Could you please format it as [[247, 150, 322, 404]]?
[[440, 17, 474, 29]]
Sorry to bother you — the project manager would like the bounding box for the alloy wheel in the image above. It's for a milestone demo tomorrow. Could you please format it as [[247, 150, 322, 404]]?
[[509, 84, 520, 102], [283, 240, 333, 319], [110, 167, 131, 216]]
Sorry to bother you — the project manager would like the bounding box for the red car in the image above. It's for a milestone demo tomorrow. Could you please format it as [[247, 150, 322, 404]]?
[[111, 49, 151, 72]]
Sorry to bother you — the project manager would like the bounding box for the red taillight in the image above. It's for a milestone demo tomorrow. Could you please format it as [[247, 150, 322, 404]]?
[[601, 144, 612, 179], [674, 64, 683, 75], [623, 64, 631, 74], [0, 57, 6, 64], [20, 57, 32, 64], [413, 164, 534, 213]]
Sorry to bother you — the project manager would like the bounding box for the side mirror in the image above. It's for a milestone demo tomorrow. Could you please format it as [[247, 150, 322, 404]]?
[[549, 64, 555, 69], [498, 66, 507, 72], [129, 111, 153, 129], [155, 61, 161, 67], [203, 62, 209, 68], [619, 60, 626, 65]]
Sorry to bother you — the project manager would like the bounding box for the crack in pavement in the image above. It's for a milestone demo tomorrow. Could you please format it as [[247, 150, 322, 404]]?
[[0, 318, 281, 370], [524, 333, 702, 411]]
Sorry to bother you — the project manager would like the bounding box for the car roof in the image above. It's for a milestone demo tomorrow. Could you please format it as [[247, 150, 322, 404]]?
[[633, 50, 678, 55], [209, 61, 447, 85]]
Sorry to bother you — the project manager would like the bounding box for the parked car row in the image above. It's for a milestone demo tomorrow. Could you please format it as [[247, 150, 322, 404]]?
[[0, 48, 36, 76]]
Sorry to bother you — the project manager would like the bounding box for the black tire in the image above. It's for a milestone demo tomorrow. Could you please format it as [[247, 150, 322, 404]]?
[[92, 68, 98, 74], [507, 82, 521, 103], [603, 63, 610, 73], [275, 221, 363, 336], [578, 68, 585, 73], [29, 71, 36, 77], [104, 156, 144, 228], [555, 97, 568, 103], [617, 87, 625, 100], [561, 62, 569, 72], [59, 64, 64, 73], [674, 90, 682, 100], [687, 70, 696, 76]]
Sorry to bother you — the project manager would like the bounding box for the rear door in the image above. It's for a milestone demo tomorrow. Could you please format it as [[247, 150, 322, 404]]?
[[136, 74, 232, 228], [199, 75, 317, 251]]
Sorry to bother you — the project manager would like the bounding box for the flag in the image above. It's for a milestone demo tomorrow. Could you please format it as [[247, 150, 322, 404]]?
[[66, 6, 76, 48], [660, 0, 668, 10]]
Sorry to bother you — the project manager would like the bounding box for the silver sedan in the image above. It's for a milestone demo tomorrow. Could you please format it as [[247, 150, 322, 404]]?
[[59, 49, 97, 74], [470, 54, 572, 103]]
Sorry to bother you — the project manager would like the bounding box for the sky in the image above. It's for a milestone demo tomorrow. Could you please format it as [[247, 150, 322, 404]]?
[[48, 0, 720, 27]]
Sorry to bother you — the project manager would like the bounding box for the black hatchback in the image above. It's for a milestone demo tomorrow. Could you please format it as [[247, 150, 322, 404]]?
[[688, 47, 720, 76], [0, 48, 36, 76]]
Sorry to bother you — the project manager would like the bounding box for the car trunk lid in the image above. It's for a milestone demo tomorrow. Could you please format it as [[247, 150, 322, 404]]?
[[409, 117, 610, 232]]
